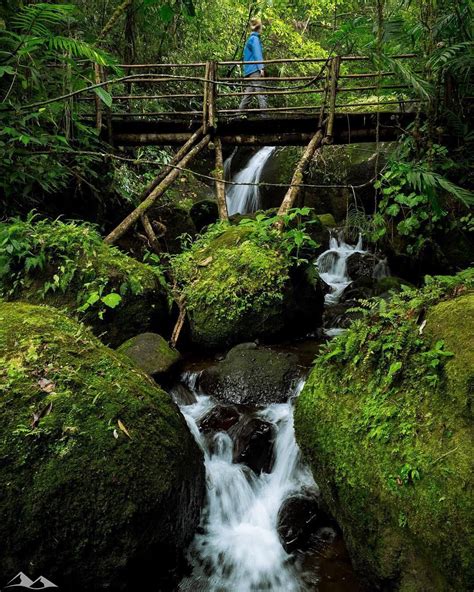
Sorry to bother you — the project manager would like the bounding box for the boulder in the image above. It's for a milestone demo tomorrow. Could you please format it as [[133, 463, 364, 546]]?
[[228, 416, 275, 474], [199, 344, 301, 406], [189, 199, 218, 232], [170, 383, 197, 406], [198, 405, 241, 433], [295, 271, 474, 591], [171, 224, 325, 348], [345, 252, 379, 281], [0, 302, 204, 592], [277, 490, 328, 552], [0, 218, 171, 348], [117, 332, 180, 377], [147, 203, 196, 254]]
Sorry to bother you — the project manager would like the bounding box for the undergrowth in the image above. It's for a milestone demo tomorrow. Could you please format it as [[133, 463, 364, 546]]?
[[0, 213, 167, 320]]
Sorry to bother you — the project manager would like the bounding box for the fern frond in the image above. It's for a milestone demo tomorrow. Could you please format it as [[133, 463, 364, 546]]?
[[47, 37, 112, 66], [11, 4, 76, 36], [380, 55, 432, 101], [406, 168, 474, 206]]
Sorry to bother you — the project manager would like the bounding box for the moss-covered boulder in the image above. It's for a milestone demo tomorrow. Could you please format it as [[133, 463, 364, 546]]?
[[295, 271, 474, 591], [0, 217, 171, 346], [117, 332, 181, 377], [171, 221, 325, 348], [0, 302, 204, 591]]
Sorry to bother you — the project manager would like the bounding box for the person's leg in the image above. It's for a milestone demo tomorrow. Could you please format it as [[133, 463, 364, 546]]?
[[256, 72, 268, 110], [238, 72, 259, 110]]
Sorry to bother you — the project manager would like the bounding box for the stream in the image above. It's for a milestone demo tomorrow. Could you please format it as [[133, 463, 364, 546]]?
[[171, 148, 387, 590]]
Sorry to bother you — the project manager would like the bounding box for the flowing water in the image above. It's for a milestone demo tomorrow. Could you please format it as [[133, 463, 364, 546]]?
[[225, 147, 276, 215], [316, 232, 365, 306]]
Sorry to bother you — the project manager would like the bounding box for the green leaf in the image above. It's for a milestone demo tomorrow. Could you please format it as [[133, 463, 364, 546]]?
[[101, 292, 122, 309], [93, 87, 112, 108]]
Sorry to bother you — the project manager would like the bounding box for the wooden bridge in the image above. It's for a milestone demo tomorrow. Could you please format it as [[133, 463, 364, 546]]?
[[95, 53, 470, 247], [82, 54, 424, 147]]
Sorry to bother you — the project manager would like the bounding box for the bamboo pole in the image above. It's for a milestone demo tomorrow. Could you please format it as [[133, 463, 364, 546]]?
[[202, 62, 211, 134], [325, 56, 341, 143], [93, 64, 102, 130], [104, 134, 211, 244], [208, 61, 217, 131], [214, 137, 228, 220], [275, 130, 324, 229]]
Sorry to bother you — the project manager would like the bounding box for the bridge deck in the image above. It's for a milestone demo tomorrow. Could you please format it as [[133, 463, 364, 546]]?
[[108, 111, 417, 146]]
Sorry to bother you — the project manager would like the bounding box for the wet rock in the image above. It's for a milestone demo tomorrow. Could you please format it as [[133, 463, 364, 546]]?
[[117, 332, 181, 377], [323, 303, 361, 329], [228, 416, 275, 474], [277, 490, 327, 552], [346, 252, 378, 281], [189, 199, 218, 232], [340, 276, 376, 303], [170, 383, 197, 406], [199, 344, 301, 406], [199, 405, 241, 433]]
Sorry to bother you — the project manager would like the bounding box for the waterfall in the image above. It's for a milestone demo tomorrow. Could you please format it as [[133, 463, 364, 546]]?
[[316, 232, 365, 306], [176, 378, 317, 592], [226, 147, 276, 216]]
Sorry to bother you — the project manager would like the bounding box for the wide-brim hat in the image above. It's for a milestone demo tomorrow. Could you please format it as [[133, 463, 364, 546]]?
[[250, 17, 262, 31]]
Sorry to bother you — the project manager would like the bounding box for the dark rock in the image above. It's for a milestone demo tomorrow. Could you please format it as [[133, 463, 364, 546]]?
[[374, 276, 414, 297], [170, 383, 197, 406], [117, 332, 181, 377], [277, 490, 328, 552], [346, 252, 379, 281], [148, 203, 196, 254], [199, 405, 241, 433], [189, 199, 219, 232], [323, 303, 362, 329], [228, 416, 275, 474], [199, 344, 301, 406]]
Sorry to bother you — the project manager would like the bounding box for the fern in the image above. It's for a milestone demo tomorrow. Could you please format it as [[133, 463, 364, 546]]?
[[406, 168, 474, 207], [10, 4, 77, 36]]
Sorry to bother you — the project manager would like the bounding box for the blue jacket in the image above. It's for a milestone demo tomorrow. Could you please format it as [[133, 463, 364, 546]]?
[[243, 32, 264, 77]]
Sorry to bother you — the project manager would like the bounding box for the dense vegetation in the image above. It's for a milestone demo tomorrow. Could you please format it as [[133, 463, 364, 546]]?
[[0, 0, 472, 590]]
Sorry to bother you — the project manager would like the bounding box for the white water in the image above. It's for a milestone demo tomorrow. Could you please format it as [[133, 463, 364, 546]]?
[[176, 378, 316, 592], [226, 147, 276, 215], [316, 232, 365, 306]]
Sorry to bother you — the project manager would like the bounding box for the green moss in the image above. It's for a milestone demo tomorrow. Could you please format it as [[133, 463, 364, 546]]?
[[171, 223, 291, 347], [0, 301, 203, 590], [316, 213, 337, 227], [117, 332, 181, 376], [295, 270, 474, 591], [0, 216, 171, 345]]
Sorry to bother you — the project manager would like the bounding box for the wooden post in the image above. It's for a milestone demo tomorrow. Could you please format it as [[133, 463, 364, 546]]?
[[94, 64, 102, 131], [275, 130, 324, 230], [203, 62, 211, 134], [104, 134, 211, 244], [318, 59, 331, 128], [208, 60, 217, 131], [214, 137, 228, 220], [325, 55, 341, 143]]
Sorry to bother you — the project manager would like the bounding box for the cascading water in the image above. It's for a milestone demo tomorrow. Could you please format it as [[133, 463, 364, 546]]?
[[175, 378, 319, 592], [226, 147, 276, 215], [316, 232, 365, 306]]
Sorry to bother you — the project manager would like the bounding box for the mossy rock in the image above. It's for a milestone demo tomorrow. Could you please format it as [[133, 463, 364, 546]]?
[[295, 274, 474, 591], [171, 225, 325, 348], [0, 302, 204, 591], [117, 332, 181, 377], [0, 217, 171, 347]]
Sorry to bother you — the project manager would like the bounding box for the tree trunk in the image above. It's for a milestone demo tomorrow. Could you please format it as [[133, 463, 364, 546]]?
[[104, 134, 211, 244], [275, 130, 324, 230], [98, 0, 134, 41]]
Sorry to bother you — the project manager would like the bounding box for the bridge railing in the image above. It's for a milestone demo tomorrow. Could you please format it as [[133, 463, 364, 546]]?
[[76, 54, 422, 130]]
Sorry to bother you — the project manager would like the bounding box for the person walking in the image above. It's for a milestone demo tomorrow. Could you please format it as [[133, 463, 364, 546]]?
[[239, 18, 268, 111]]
